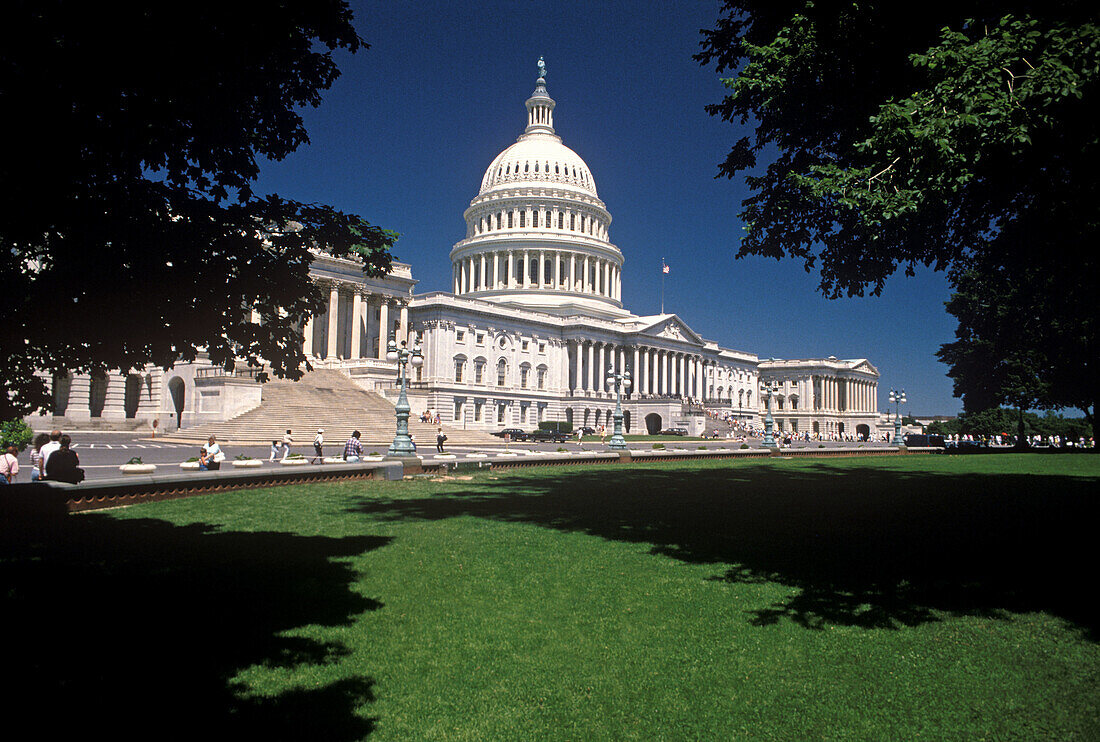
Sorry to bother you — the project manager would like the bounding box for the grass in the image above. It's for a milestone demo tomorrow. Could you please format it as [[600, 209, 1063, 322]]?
[[3, 454, 1099, 739]]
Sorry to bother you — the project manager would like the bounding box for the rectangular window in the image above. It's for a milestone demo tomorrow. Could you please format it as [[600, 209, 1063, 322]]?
[[476, 333, 485, 345], [520, 405, 527, 424], [456, 330, 465, 342], [454, 400, 463, 421], [538, 343, 546, 353], [522, 340, 529, 351], [497, 404, 506, 423], [475, 402, 483, 421]]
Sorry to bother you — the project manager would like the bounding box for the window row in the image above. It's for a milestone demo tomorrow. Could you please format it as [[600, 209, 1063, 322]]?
[[453, 356, 548, 389], [469, 208, 606, 239]]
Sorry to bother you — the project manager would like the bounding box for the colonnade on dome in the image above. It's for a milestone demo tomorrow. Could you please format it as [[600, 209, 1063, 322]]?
[[453, 248, 621, 301]]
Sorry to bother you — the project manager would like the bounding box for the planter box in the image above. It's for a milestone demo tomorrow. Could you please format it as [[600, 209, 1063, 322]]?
[[232, 459, 262, 468], [120, 464, 157, 474], [179, 462, 200, 471], [280, 458, 309, 466]]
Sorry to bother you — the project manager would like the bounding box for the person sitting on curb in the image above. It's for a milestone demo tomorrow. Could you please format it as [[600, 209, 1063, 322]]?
[[45, 435, 84, 483], [199, 435, 222, 470], [343, 430, 362, 462]]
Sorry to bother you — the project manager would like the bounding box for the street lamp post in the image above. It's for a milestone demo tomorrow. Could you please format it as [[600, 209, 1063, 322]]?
[[386, 338, 424, 457], [606, 365, 632, 450], [761, 379, 779, 448], [889, 388, 907, 446]]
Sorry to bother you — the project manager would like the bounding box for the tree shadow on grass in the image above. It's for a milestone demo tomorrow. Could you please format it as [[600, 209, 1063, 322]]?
[[0, 515, 389, 739], [350, 460, 1100, 638]]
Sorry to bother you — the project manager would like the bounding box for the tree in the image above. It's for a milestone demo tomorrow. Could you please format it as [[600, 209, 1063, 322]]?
[[697, 1, 1098, 439], [937, 257, 1095, 442], [0, 1, 395, 420]]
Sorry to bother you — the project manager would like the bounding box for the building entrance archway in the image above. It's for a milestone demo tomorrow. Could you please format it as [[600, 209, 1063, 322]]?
[[167, 377, 186, 430], [645, 413, 662, 434], [856, 423, 870, 440]]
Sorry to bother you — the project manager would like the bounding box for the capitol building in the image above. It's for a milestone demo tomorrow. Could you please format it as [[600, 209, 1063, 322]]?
[[32, 66, 881, 440]]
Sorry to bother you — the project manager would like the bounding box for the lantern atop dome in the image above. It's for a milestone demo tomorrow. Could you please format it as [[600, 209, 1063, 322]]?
[[525, 57, 555, 135]]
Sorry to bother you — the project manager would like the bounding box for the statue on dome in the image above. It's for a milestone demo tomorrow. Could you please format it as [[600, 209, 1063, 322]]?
[[537, 56, 547, 80]]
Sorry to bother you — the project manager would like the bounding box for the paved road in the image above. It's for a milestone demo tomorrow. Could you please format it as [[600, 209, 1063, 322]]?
[[15, 432, 899, 482]]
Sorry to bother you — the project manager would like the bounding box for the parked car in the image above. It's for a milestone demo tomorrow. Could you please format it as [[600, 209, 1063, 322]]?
[[659, 427, 689, 436], [904, 433, 946, 447], [529, 429, 569, 443], [493, 428, 528, 441], [575, 426, 596, 436]]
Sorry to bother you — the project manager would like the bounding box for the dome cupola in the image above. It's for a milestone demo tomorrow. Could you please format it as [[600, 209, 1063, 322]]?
[[450, 59, 626, 318]]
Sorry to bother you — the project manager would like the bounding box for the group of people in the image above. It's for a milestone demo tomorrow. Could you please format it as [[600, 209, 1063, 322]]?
[[420, 409, 441, 424], [0, 429, 84, 484], [262, 426, 449, 463]]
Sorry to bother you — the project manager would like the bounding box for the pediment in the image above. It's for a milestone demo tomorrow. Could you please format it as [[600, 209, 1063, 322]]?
[[635, 315, 704, 345], [848, 359, 879, 375]]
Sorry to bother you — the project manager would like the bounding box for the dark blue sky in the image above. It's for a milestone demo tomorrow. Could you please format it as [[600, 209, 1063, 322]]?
[[253, 0, 962, 415]]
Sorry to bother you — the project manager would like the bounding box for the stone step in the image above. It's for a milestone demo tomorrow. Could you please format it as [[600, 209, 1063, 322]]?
[[157, 369, 499, 446]]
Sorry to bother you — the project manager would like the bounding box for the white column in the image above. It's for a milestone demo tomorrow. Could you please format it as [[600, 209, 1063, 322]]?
[[302, 315, 314, 357], [574, 341, 583, 391], [582, 255, 589, 292], [326, 283, 340, 359], [555, 251, 562, 289], [632, 346, 639, 388], [570, 253, 577, 291], [523, 250, 530, 288], [378, 299, 389, 357], [587, 342, 595, 391], [399, 302, 409, 344], [350, 292, 362, 359], [597, 344, 606, 388], [660, 351, 667, 395]]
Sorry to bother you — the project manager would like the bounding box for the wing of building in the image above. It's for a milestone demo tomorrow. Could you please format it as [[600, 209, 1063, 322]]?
[[30, 64, 882, 442]]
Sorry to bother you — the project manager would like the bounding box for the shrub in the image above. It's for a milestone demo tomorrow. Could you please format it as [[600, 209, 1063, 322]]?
[[1, 419, 34, 452], [235, 454, 254, 460], [652, 443, 665, 450], [740, 443, 749, 449], [539, 421, 573, 433], [126, 456, 144, 465]]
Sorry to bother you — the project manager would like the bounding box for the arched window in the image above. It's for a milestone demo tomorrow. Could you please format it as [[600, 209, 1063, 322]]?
[[474, 358, 486, 385], [497, 359, 508, 387], [453, 355, 467, 383], [557, 212, 563, 229], [507, 212, 513, 228], [536, 365, 548, 390], [520, 363, 531, 389], [519, 211, 525, 228]]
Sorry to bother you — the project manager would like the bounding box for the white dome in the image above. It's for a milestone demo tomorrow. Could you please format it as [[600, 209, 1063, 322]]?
[[480, 133, 598, 197], [450, 63, 626, 318]]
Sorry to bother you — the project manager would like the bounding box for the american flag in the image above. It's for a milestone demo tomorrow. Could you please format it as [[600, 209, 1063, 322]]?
[[662, 263, 670, 274]]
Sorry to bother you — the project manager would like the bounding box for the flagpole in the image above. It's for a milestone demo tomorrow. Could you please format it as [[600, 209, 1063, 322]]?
[[660, 257, 665, 314]]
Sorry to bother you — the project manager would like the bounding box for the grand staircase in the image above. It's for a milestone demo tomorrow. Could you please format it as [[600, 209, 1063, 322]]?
[[157, 369, 499, 447]]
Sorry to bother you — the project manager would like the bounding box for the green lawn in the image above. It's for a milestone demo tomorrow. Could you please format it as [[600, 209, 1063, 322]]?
[[3, 454, 1099, 739]]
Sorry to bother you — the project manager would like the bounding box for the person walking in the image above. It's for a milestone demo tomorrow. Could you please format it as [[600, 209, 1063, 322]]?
[[436, 427, 447, 453], [0, 446, 19, 484], [313, 428, 324, 464], [269, 440, 279, 462], [281, 429, 293, 461]]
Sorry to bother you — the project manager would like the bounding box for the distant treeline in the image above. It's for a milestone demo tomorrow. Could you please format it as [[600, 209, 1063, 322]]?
[[927, 409, 1091, 440]]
